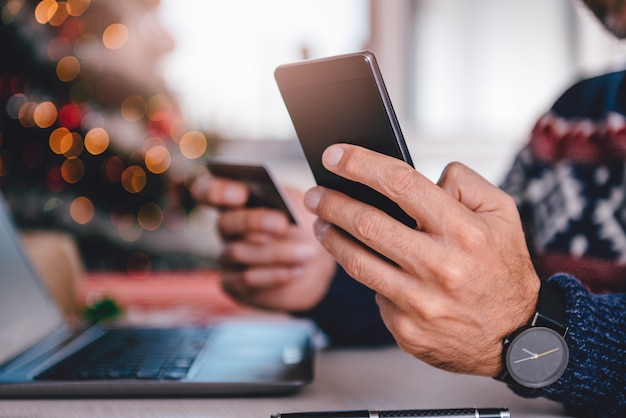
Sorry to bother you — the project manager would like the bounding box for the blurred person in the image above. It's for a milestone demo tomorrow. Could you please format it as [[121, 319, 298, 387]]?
[[0, 0, 219, 271], [191, 0, 626, 416]]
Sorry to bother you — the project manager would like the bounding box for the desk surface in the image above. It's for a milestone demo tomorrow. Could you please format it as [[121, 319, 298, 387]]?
[[0, 346, 570, 418]]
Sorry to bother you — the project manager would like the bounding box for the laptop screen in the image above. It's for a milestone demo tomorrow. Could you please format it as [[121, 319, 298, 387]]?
[[0, 198, 64, 366]]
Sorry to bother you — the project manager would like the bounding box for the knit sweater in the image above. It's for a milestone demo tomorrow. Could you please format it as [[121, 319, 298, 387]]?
[[298, 70, 626, 417]]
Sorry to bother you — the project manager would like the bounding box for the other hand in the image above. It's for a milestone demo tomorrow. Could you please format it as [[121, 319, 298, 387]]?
[[192, 175, 336, 311]]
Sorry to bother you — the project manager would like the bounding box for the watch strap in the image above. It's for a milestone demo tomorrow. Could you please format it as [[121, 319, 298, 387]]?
[[533, 279, 567, 336]]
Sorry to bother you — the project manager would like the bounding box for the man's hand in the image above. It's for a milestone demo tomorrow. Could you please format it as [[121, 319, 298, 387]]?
[[191, 175, 336, 312], [303, 144, 540, 376]]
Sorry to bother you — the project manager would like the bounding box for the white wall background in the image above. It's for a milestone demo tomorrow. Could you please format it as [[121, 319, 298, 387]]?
[[159, 0, 626, 185]]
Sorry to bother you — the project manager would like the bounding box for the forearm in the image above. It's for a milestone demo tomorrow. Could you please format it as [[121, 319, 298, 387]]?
[[293, 265, 395, 347], [514, 274, 626, 417]]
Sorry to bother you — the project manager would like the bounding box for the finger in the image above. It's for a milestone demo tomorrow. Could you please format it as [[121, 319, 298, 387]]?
[[307, 186, 440, 274], [313, 217, 421, 308], [191, 175, 249, 208], [223, 240, 317, 266], [437, 162, 512, 213], [218, 208, 290, 239], [321, 144, 462, 233]]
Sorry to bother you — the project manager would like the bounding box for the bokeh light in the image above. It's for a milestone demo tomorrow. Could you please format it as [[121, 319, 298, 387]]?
[[34, 0, 57, 24], [58, 103, 82, 129], [126, 251, 151, 277], [63, 132, 83, 157], [66, 0, 90, 17], [56, 56, 80, 82], [103, 155, 125, 182], [69, 81, 93, 105], [33, 101, 58, 128], [48, 1, 69, 26], [49, 127, 71, 154], [70, 196, 94, 224], [138, 202, 163, 231], [145, 94, 170, 122], [84, 127, 109, 155], [102, 23, 128, 50], [144, 145, 170, 174], [179, 130, 207, 159], [188, 204, 215, 233], [163, 201, 186, 230], [18, 101, 37, 127], [61, 156, 85, 183], [47, 36, 72, 61], [121, 95, 145, 122], [121, 165, 147, 193]]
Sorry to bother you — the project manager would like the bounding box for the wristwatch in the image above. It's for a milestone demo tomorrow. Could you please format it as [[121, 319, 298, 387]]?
[[498, 280, 569, 390]]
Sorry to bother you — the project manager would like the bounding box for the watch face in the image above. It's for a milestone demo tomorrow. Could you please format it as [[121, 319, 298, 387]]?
[[506, 326, 569, 388]]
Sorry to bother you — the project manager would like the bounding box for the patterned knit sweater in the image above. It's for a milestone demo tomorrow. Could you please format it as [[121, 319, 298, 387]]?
[[298, 70, 626, 417]]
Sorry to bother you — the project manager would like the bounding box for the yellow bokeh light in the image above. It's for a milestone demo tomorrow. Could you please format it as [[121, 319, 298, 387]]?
[[138, 203, 163, 231], [66, 0, 90, 17], [179, 130, 208, 160], [18, 101, 37, 128], [145, 145, 171, 174], [121, 95, 146, 122], [61, 157, 85, 184], [34, 0, 57, 24], [70, 196, 94, 225], [56, 56, 80, 82], [49, 127, 71, 154], [145, 94, 170, 122], [84, 127, 109, 155], [33, 101, 58, 128], [103, 23, 128, 50], [121, 165, 147, 193], [48, 1, 69, 26], [62, 132, 84, 158]]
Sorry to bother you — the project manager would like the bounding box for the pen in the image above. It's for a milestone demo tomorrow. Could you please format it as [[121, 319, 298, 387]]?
[[270, 407, 510, 418]]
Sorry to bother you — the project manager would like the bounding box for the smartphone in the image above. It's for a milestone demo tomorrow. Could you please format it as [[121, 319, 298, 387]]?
[[274, 51, 416, 228], [207, 160, 298, 224]]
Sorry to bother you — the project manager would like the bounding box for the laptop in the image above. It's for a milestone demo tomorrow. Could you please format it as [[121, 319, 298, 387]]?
[[0, 194, 314, 398]]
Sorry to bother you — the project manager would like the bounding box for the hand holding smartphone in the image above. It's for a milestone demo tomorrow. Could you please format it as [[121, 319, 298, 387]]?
[[274, 51, 416, 228], [207, 160, 298, 224]]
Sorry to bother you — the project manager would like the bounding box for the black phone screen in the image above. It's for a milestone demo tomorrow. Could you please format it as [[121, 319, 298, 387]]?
[[275, 51, 416, 228]]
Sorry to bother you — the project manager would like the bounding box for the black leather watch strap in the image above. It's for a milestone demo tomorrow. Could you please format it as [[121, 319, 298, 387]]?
[[533, 279, 567, 336]]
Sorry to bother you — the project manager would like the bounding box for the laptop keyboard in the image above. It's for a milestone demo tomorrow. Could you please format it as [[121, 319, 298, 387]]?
[[35, 328, 212, 381]]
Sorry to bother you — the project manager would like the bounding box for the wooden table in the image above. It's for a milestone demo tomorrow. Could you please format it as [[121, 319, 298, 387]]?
[[0, 346, 570, 418]]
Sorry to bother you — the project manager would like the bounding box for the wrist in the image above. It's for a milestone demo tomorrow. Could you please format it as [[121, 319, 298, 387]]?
[[496, 278, 569, 390]]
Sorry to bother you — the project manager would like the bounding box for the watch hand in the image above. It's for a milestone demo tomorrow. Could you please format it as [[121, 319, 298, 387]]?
[[535, 347, 560, 358], [522, 348, 536, 356], [514, 347, 561, 364], [513, 354, 537, 364]]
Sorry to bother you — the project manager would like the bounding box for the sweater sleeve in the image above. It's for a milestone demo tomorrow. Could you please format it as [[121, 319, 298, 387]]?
[[511, 273, 626, 417], [293, 265, 396, 347]]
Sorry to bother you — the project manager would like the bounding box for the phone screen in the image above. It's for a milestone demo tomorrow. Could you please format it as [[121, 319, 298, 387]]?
[[275, 51, 416, 228]]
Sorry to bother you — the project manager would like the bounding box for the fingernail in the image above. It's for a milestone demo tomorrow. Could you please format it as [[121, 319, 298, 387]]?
[[323, 145, 344, 167], [303, 187, 323, 211], [313, 218, 330, 241], [223, 185, 247, 205]]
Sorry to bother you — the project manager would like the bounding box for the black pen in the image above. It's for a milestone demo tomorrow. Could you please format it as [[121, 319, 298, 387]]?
[[270, 407, 510, 418]]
